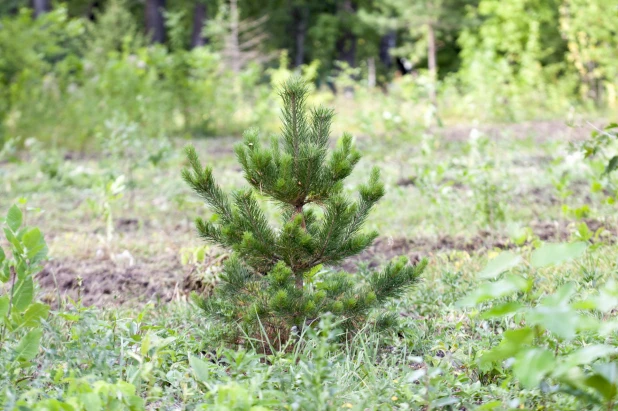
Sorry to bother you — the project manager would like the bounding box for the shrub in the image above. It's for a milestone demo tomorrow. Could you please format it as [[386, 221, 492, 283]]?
[[0, 205, 49, 397], [183, 78, 426, 349]]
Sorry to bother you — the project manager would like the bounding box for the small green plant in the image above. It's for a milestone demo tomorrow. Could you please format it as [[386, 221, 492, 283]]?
[[579, 122, 618, 204], [0, 205, 49, 390], [464, 130, 508, 228], [183, 78, 426, 348], [468, 165, 507, 228], [461, 242, 618, 409], [86, 174, 126, 246]]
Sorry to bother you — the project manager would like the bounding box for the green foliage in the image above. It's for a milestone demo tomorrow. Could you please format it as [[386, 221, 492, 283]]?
[[0, 204, 49, 393], [457, 0, 573, 120], [184, 78, 426, 346], [0, 2, 277, 150], [578, 122, 618, 205], [463, 244, 618, 408], [359, 0, 472, 74], [560, 0, 618, 106]]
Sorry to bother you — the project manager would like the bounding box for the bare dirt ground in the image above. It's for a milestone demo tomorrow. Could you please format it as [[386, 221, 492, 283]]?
[[38, 252, 185, 307], [37, 217, 611, 307], [434, 119, 600, 142]]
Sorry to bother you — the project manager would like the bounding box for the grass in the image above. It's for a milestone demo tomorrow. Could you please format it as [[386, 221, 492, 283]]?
[[2, 116, 618, 410]]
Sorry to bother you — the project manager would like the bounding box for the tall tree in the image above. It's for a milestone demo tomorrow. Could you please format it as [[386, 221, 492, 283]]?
[[145, 0, 166, 43], [191, 0, 208, 48], [291, 2, 309, 67], [379, 31, 396, 69], [32, 0, 50, 17], [336, 0, 357, 68], [360, 0, 473, 104]]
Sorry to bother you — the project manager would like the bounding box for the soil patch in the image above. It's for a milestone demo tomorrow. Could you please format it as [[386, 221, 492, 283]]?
[[37, 219, 612, 307], [342, 218, 612, 271], [436, 120, 600, 142], [38, 251, 188, 307]]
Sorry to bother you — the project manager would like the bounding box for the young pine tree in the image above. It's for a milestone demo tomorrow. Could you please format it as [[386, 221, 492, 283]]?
[[183, 78, 426, 348]]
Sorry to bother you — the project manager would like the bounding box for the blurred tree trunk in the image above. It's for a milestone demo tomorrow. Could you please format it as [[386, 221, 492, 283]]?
[[367, 57, 376, 87], [145, 0, 166, 44], [336, 0, 357, 68], [292, 5, 308, 67], [334, 0, 357, 97], [32, 0, 50, 17], [427, 22, 437, 105], [379, 31, 395, 69], [229, 0, 241, 73], [191, 2, 209, 48]]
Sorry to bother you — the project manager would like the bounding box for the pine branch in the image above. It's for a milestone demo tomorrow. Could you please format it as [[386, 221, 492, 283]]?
[[182, 146, 233, 223]]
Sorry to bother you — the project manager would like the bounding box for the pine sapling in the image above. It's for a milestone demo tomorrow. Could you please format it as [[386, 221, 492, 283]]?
[[183, 78, 426, 348]]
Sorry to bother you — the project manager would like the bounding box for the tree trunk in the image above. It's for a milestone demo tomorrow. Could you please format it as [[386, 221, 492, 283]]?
[[145, 0, 166, 44], [32, 0, 50, 17], [292, 6, 308, 67], [426, 22, 437, 106], [379, 31, 396, 69], [191, 2, 209, 48], [335, 0, 357, 97], [336, 0, 357, 68], [229, 0, 241, 73], [367, 57, 376, 88]]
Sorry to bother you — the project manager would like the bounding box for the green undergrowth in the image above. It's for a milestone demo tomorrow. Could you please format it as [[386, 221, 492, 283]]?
[[2, 240, 618, 410]]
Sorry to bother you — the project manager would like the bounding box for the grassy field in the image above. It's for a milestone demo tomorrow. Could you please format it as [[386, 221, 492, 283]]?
[[2, 116, 618, 410]]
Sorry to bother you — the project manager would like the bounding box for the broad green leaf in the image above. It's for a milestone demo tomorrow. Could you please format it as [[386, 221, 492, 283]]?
[[77, 392, 102, 411], [595, 363, 618, 384], [58, 313, 80, 321], [189, 355, 212, 384], [31, 399, 74, 410], [526, 306, 579, 340], [600, 321, 618, 337], [12, 276, 34, 313], [475, 401, 503, 410], [196, 247, 206, 262], [0, 265, 9, 283], [431, 397, 459, 407], [4, 228, 23, 255], [0, 295, 8, 317], [591, 281, 618, 313], [0, 246, 4, 264], [541, 282, 576, 307], [605, 156, 618, 175], [504, 327, 535, 344], [513, 348, 556, 388], [140, 333, 151, 357], [459, 275, 529, 306], [531, 242, 587, 268], [6, 205, 22, 232], [22, 227, 48, 264], [481, 301, 523, 319], [19, 302, 49, 328], [14, 328, 42, 362], [479, 327, 534, 369], [554, 345, 618, 377], [571, 299, 597, 310], [479, 251, 521, 279], [584, 374, 616, 401]]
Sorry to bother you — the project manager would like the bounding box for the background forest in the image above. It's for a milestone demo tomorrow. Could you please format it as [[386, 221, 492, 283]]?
[[2, 1, 618, 411], [0, 0, 616, 149]]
